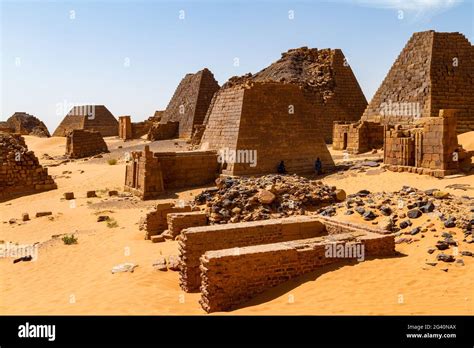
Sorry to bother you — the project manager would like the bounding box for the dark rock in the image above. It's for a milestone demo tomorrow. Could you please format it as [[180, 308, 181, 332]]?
[[407, 209, 422, 219], [436, 253, 455, 262], [379, 206, 392, 216], [399, 220, 412, 229], [363, 210, 377, 221]]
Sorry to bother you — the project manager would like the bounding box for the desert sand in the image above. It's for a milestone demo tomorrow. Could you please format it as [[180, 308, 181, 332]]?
[[0, 135, 473, 315]]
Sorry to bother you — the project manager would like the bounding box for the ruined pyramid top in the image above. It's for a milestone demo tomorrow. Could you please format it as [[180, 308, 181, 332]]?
[[223, 47, 341, 101]]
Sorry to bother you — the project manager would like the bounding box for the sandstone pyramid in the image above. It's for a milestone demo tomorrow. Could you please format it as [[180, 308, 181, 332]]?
[[0, 112, 50, 137], [200, 81, 335, 175], [53, 105, 118, 137], [219, 47, 368, 142], [158, 68, 220, 139], [0, 132, 56, 201], [362, 31, 474, 134]]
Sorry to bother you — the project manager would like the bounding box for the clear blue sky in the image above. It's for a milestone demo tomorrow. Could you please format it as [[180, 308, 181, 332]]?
[[1, 0, 473, 132]]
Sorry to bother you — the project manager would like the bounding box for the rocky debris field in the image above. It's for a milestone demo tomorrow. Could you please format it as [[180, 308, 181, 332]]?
[[317, 185, 474, 267], [194, 174, 345, 224]]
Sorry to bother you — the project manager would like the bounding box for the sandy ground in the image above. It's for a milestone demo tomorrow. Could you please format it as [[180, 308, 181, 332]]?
[[0, 135, 473, 315]]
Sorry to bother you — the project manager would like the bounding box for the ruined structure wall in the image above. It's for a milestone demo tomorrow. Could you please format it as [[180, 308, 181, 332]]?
[[154, 151, 219, 189], [147, 122, 179, 141], [124, 146, 164, 200], [199, 233, 395, 312], [0, 133, 57, 200], [429, 32, 474, 133], [362, 31, 434, 124], [167, 212, 208, 238], [139, 203, 194, 239], [179, 216, 328, 292], [333, 121, 384, 154], [65, 130, 108, 159]]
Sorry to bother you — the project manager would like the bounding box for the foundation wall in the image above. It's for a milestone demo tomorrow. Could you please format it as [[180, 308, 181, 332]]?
[[179, 216, 329, 292], [199, 232, 395, 312]]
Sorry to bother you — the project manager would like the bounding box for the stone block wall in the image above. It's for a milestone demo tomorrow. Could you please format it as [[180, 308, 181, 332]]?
[[139, 202, 195, 239], [179, 216, 328, 292], [383, 109, 464, 176], [0, 133, 57, 200], [124, 145, 164, 200], [65, 129, 109, 158], [147, 122, 179, 141], [154, 151, 219, 189], [167, 211, 208, 238], [199, 232, 395, 312]]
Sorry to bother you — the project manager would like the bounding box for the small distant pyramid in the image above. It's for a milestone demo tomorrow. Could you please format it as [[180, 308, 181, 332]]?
[[53, 105, 118, 137], [159, 68, 220, 138], [362, 31, 474, 133]]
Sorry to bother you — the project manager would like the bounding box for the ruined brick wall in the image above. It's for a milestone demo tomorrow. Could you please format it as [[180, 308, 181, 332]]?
[[0, 133, 57, 200], [420, 110, 459, 170], [53, 105, 118, 137], [124, 148, 218, 199], [167, 211, 208, 238], [383, 110, 461, 176], [147, 122, 179, 141], [199, 232, 395, 312], [154, 151, 219, 189], [160, 68, 220, 139], [139, 202, 194, 239], [179, 216, 328, 292], [124, 146, 164, 200], [362, 31, 474, 133], [65, 129, 108, 159], [333, 121, 384, 154], [200, 82, 334, 175]]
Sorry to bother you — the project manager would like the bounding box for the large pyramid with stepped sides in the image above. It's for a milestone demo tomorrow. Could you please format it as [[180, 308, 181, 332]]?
[[200, 81, 335, 175], [362, 31, 474, 134], [158, 68, 220, 139], [218, 47, 368, 142], [53, 105, 118, 137]]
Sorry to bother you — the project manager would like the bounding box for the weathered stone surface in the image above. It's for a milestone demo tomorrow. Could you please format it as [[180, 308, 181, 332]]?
[[65, 129, 108, 159], [0, 133, 57, 200], [53, 105, 118, 137]]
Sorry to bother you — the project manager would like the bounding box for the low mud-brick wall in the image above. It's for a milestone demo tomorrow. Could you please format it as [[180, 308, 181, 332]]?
[[199, 232, 395, 313], [178, 216, 328, 292]]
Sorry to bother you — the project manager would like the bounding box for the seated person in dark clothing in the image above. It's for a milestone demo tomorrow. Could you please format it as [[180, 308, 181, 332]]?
[[277, 160, 286, 174], [314, 157, 322, 175]]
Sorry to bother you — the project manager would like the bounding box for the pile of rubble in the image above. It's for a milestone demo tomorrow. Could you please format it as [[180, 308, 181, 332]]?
[[195, 174, 345, 224]]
